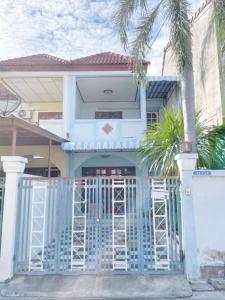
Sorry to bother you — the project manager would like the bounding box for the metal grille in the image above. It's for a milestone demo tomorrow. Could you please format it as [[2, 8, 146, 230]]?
[[0, 177, 5, 251], [15, 176, 182, 274]]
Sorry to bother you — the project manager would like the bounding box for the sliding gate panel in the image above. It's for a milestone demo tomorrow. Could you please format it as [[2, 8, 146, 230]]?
[[15, 176, 182, 274]]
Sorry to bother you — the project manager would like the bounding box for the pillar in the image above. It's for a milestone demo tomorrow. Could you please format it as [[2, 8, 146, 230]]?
[[63, 75, 76, 139], [0, 156, 27, 282], [140, 84, 147, 130], [175, 153, 200, 280]]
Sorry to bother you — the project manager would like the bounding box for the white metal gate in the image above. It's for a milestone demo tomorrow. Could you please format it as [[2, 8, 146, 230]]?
[[15, 176, 183, 274]]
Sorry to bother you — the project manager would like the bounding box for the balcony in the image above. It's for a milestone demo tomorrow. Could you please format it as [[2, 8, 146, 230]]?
[[63, 119, 144, 151]]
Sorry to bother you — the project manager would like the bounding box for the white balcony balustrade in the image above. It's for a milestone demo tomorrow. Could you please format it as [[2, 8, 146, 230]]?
[[39, 119, 64, 138]]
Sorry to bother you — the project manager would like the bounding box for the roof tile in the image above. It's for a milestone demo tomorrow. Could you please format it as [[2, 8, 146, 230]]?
[[0, 52, 149, 72], [70, 52, 149, 65], [0, 54, 69, 65]]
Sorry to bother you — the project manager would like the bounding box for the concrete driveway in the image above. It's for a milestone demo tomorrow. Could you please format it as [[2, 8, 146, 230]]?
[[0, 274, 224, 299]]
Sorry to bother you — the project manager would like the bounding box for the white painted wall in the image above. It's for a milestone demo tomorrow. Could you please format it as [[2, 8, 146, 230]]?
[[166, 86, 181, 111], [146, 98, 164, 112], [193, 171, 225, 266], [76, 98, 141, 119]]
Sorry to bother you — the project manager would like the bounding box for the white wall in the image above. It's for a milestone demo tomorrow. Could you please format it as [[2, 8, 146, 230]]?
[[193, 171, 225, 267], [76, 101, 141, 119], [166, 86, 181, 111], [146, 98, 164, 112]]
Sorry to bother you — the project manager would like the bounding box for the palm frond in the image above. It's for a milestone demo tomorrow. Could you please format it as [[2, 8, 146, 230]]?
[[214, 0, 225, 23], [113, 0, 148, 50], [164, 0, 192, 72], [130, 2, 162, 82]]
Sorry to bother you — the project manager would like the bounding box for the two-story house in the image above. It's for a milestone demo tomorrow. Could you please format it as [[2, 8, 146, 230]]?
[[0, 52, 183, 276], [0, 52, 179, 178]]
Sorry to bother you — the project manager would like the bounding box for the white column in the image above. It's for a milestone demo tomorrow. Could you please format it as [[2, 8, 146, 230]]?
[[63, 74, 76, 139], [0, 156, 27, 282], [140, 84, 147, 130], [175, 153, 200, 280]]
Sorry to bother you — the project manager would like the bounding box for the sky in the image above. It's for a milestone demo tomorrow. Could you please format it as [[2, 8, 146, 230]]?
[[0, 0, 203, 75]]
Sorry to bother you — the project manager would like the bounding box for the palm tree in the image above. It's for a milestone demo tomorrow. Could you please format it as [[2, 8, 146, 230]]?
[[139, 109, 225, 175], [114, 0, 225, 153]]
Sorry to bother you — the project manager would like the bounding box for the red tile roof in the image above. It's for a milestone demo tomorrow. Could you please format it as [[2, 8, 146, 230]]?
[[0, 54, 69, 66], [0, 52, 149, 72], [71, 52, 149, 65]]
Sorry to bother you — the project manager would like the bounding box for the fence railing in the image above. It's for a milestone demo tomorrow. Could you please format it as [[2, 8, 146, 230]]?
[[15, 176, 182, 275]]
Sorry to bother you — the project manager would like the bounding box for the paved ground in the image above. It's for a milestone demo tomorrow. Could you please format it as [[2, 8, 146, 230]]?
[[0, 275, 225, 299], [1, 292, 225, 300]]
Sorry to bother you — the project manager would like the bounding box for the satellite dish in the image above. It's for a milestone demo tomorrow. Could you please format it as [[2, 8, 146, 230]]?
[[0, 84, 21, 117]]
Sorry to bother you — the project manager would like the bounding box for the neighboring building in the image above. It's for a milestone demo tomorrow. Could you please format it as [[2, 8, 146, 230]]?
[[0, 52, 179, 177], [162, 0, 225, 126]]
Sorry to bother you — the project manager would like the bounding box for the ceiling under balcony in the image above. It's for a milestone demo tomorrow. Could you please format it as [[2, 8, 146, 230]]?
[[0, 77, 63, 102], [76, 76, 138, 103]]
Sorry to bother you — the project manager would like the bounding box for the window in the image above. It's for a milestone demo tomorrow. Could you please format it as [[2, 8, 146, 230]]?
[[146, 112, 159, 126], [95, 111, 122, 119], [24, 167, 60, 177], [38, 112, 62, 122]]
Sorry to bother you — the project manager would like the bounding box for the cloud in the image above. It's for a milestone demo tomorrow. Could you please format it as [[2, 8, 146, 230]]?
[[0, 0, 204, 75]]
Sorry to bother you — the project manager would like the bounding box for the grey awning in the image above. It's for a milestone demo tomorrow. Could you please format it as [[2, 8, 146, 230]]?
[[146, 77, 178, 99]]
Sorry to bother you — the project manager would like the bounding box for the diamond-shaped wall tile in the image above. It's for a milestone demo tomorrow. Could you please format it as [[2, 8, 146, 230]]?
[[102, 123, 113, 135]]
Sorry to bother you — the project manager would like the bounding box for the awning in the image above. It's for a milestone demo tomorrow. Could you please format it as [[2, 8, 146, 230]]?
[[0, 115, 68, 177], [146, 77, 177, 99], [0, 115, 67, 146]]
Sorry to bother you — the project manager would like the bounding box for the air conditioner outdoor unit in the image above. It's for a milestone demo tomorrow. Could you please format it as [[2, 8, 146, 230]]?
[[18, 109, 33, 120]]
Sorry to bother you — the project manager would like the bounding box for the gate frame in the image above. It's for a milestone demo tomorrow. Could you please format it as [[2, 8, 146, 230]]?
[[14, 175, 183, 276]]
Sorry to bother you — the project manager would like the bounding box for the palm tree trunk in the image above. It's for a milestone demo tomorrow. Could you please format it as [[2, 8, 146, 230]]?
[[181, 57, 197, 152]]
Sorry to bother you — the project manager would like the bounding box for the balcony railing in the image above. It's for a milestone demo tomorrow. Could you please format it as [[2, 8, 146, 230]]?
[[39, 119, 64, 138], [70, 119, 145, 144], [38, 118, 145, 151]]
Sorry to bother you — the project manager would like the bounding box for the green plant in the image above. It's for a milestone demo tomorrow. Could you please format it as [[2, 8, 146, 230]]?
[[139, 109, 225, 175]]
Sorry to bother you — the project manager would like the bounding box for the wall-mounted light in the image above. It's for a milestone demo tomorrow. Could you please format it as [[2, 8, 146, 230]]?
[[103, 89, 113, 94]]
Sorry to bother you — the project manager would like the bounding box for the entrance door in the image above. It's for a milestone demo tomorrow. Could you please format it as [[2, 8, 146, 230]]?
[[71, 177, 129, 272]]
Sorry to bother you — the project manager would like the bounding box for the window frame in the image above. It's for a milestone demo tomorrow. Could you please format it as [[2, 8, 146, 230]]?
[[95, 111, 123, 119]]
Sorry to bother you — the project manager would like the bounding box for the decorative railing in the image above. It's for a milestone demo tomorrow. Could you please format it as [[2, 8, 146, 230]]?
[[15, 176, 182, 274]]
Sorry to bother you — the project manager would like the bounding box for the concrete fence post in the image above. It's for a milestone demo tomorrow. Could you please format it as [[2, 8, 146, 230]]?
[[175, 153, 200, 280], [0, 156, 27, 282]]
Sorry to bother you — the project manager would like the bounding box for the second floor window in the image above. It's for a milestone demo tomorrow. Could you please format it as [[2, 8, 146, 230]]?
[[146, 112, 159, 127], [95, 111, 123, 119], [38, 112, 62, 122]]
